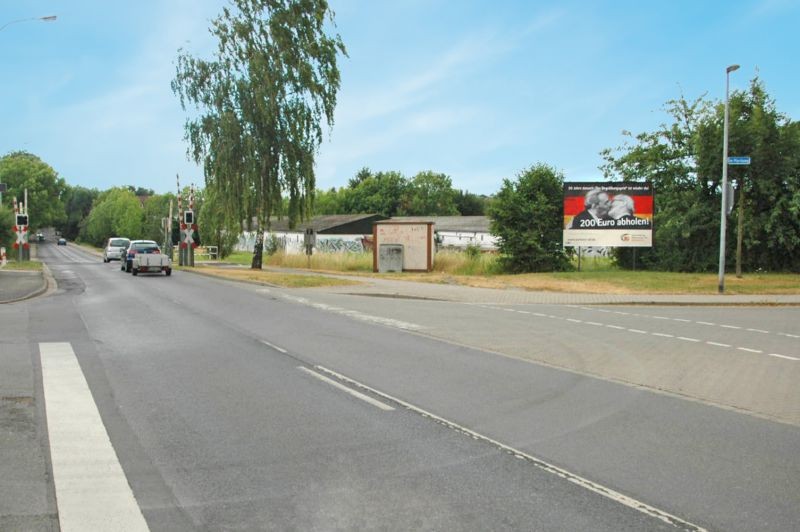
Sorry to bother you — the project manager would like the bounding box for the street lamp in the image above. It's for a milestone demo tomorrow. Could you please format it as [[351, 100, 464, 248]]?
[[718, 64, 739, 294], [0, 15, 57, 32]]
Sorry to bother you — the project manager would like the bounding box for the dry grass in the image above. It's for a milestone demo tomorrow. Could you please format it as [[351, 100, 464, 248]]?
[[191, 265, 360, 288], [1, 260, 43, 271]]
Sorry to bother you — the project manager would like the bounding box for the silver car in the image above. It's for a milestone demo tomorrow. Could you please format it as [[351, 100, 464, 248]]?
[[103, 237, 130, 262]]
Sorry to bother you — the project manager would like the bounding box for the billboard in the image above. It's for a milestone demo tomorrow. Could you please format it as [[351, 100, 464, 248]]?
[[563, 182, 653, 247]]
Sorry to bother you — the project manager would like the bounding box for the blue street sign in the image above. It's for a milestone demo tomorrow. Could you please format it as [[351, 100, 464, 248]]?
[[728, 156, 751, 165]]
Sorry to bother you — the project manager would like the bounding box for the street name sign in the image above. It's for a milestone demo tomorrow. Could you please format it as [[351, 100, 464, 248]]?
[[728, 156, 751, 165]]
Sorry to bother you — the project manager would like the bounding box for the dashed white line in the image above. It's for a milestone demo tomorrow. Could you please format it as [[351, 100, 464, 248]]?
[[628, 329, 647, 334], [745, 328, 769, 334], [566, 318, 583, 323], [298, 367, 394, 411], [260, 340, 287, 354], [652, 332, 674, 338], [767, 353, 800, 361], [696, 322, 715, 326], [737, 347, 763, 354], [677, 337, 700, 343], [720, 325, 741, 330], [614, 311, 630, 315], [585, 321, 603, 326], [312, 365, 706, 532], [706, 341, 731, 348], [606, 325, 626, 330], [653, 316, 670, 320], [672, 318, 691, 323]]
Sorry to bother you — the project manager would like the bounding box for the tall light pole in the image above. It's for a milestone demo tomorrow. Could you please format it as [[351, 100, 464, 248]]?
[[718, 64, 739, 294], [0, 15, 57, 32]]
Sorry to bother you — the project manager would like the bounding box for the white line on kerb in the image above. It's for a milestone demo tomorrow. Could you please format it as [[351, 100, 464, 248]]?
[[768, 353, 800, 361], [297, 367, 394, 411], [313, 365, 706, 532], [39, 343, 149, 532], [261, 340, 287, 354]]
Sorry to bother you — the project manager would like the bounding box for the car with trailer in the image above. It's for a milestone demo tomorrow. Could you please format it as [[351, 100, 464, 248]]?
[[122, 240, 171, 276]]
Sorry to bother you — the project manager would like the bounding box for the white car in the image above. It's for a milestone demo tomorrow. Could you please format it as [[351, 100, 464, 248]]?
[[103, 237, 131, 262]]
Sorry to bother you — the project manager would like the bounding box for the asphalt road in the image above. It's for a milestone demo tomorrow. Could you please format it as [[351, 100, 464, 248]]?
[[3, 241, 799, 531]]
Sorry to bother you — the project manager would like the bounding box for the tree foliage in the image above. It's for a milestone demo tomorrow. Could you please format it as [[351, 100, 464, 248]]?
[[488, 164, 572, 272], [0, 151, 67, 230], [172, 0, 346, 269], [602, 79, 800, 272], [80, 188, 144, 246], [58, 186, 98, 241]]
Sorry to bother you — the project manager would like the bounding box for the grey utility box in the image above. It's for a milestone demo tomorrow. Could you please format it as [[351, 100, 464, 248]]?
[[378, 244, 404, 273]]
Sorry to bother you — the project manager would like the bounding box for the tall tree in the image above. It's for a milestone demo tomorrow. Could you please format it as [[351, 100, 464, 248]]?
[[57, 186, 98, 241], [173, 0, 346, 269], [339, 170, 409, 216], [0, 151, 67, 230], [404, 171, 459, 216], [488, 164, 572, 272]]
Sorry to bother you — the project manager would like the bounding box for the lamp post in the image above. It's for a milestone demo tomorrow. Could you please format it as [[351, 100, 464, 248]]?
[[0, 15, 57, 32], [718, 64, 739, 294]]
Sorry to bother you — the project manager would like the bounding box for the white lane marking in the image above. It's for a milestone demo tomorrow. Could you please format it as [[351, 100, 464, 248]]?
[[768, 353, 800, 361], [532, 312, 547, 317], [566, 318, 583, 323], [706, 342, 731, 348], [677, 337, 700, 343], [672, 318, 691, 323], [737, 347, 763, 354], [502, 308, 516, 312], [780, 333, 800, 339], [614, 311, 630, 315], [39, 343, 149, 532], [517, 311, 531, 315], [745, 328, 769, 334], [606, 325, 626, 330], [628, 329, 647, 334], [261, 340, 287, 354], [313, 365, 706, 532], [585, 321, 603, 326], [297, 367, 394, 411], [653, 316, 670, 320], [696, 321, 715, 326], [280, 294, 423, 331], [652, 333, 674, 338], [720, 325, 741, 330]]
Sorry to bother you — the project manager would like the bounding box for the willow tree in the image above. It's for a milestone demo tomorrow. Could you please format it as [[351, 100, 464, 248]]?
[[172, 0, 346, 268]]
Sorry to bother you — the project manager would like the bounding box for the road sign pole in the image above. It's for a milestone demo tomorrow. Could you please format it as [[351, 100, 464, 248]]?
[[718, 65, 739, 294]]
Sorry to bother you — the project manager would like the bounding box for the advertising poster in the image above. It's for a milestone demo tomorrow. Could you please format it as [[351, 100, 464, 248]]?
[[563, 182, 653, 247]]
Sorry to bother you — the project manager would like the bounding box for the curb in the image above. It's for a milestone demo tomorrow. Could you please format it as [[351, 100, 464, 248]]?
[[0, 268, 48, 304]]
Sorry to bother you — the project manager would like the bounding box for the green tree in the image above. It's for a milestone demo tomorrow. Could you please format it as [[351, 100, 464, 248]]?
[[80, 188, 143, 246], [0, 205, 13, 251], [173, 0, 346, 269], [602, 80, 800, 272], [142, 194, 176, 243], [696, 78, 800, 272], [404, 171, 459, 216], [0, 151, 67, 230], [199, 184, 239, 257], [58, 186, 98, 241], [455, 190, 486, 215], [340, 170, 409, 216], [313, 187, 344, 214], [488, 164, 571, 272]]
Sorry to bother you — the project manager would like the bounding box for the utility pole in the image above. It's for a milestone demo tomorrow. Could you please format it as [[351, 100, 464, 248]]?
[[736, 172, 745, 278], [718, 64, 739, 293]]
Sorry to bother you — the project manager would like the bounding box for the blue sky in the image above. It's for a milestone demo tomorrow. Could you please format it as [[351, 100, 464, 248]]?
[[2, 0, 798, 196]]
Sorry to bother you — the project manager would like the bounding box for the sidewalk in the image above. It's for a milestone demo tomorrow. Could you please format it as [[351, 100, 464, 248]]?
[[0, 270, 47, 304]]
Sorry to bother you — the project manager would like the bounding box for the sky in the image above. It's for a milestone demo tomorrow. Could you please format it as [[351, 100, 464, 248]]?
[[1, 0, 798, 196]]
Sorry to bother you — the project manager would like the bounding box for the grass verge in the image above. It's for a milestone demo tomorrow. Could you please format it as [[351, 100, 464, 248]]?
[[188, 265, 361, 289], [1, 260, 43, 271]]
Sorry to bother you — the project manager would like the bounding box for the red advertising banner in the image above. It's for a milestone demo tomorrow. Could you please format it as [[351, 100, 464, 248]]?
[[563, 182, 653, 247]]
